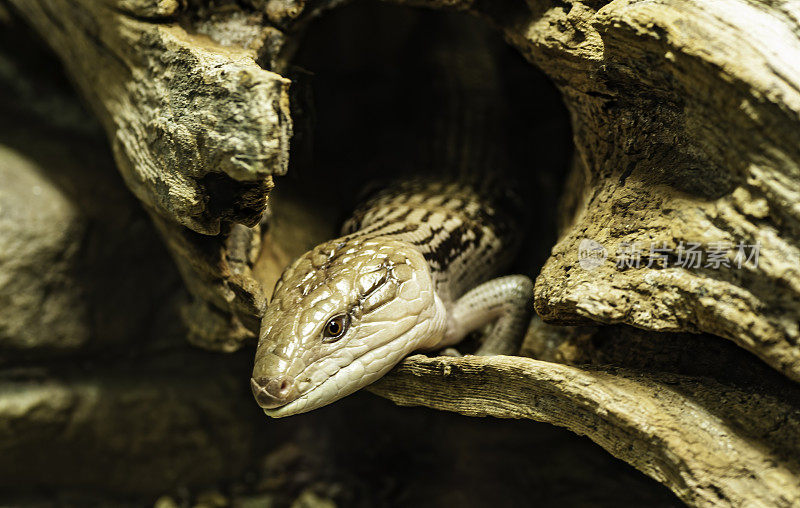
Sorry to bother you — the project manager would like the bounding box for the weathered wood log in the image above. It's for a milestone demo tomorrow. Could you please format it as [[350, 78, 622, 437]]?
[[492, 0, 800, 382], [372, 320, 800, 506], [8, 0, 292, 348], [370, 351, 800, 507]]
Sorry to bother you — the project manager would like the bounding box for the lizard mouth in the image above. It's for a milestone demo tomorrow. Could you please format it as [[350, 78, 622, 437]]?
[[260, 363, 360, 418], [260, 332, 422, 418]]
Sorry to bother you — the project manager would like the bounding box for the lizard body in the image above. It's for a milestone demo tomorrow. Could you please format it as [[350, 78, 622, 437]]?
[[251, 178, 532, 417], [251, 16, 533, 417]]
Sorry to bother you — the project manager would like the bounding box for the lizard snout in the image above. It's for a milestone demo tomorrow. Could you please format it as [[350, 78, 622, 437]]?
[[250, 376, 295, 409]]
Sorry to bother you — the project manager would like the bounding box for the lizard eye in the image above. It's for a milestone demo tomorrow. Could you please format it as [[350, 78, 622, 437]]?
[[323, 314, 349, 341]]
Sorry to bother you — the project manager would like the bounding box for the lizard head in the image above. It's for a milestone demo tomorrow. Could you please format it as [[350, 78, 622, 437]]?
[[251, 236, 447, 417]]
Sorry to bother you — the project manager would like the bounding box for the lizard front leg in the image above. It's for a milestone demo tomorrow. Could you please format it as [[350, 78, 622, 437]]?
[[442, 275, 534, 356]]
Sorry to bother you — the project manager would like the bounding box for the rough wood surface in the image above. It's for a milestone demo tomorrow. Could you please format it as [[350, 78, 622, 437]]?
[[7, 0, 292, 348], [371, 352, 800, 507], [9, 1, 292, 234], [472, 0, 800, 382]]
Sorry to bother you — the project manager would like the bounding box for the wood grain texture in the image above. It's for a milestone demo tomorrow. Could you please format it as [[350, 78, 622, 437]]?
[[371, 353, 800, 507], [474, 0, 800, 383], [7, 0, 293, 348]]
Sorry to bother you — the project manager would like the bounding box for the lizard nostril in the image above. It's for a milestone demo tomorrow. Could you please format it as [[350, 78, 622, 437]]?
[[251, 376, 295, 409]]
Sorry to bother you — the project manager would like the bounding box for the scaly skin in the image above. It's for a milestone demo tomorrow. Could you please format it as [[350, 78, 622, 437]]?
[[251, 12, 533, 417], [251, 180, 533, 417]]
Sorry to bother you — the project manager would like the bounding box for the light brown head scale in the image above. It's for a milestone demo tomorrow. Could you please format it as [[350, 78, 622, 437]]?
[[251, 235, 447, 417]]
